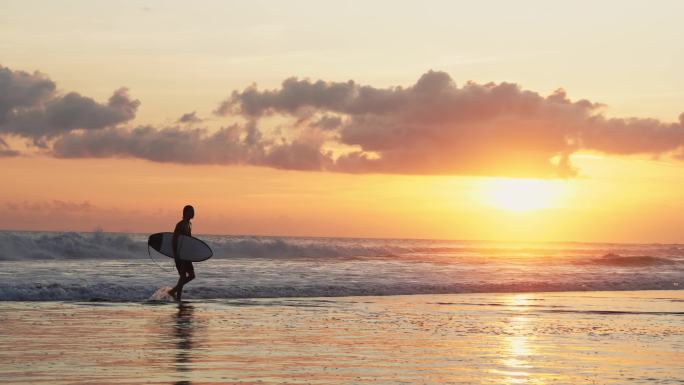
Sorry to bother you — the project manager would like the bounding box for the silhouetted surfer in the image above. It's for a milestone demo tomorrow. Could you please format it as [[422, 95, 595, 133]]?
[[168, 205, 196, 301]]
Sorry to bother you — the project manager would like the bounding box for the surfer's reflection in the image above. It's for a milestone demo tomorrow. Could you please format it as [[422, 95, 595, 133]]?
[[172, 302, 195, 384]]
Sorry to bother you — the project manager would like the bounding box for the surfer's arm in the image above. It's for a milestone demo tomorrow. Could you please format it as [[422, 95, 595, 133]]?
[[172, 229, 180, 259]]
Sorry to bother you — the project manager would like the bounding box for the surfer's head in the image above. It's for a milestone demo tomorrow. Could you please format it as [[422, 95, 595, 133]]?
[[183, 205, 195, 220]]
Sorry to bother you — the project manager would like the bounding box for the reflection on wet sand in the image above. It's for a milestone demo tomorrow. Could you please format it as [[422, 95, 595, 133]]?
[[172, 303, 195, 384], [1, 291, 682, 384], [498, 295, 534, 384]]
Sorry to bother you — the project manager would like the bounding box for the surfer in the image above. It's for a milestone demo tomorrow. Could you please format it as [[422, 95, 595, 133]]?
[[168, 205, 196, 301]]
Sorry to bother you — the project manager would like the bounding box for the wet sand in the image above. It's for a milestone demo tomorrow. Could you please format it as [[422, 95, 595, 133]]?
[[0, 291, 682, 384]]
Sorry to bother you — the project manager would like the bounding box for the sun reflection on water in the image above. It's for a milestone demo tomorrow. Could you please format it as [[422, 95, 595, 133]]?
[[497, 294, 536, 384]]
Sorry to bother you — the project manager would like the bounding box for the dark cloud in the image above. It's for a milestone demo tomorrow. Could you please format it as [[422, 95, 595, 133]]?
[[214, 78, 360, 117], [4, 66, 684, 177], [0, 65, 139, 145], [311, 114, 343, 130], [0, 137, 19, 157], [52, 122, 332, 171], [215, 71, 684, 176], [578, 113, 684, 155], [177, 111, 203, 124], [0, 150, 20, 158], [0, 65, 56, 123], [261, 135, 333, 171], [2, 88, 139, 145], [52, 124, 260, 164], [5, 200, 94, 212]]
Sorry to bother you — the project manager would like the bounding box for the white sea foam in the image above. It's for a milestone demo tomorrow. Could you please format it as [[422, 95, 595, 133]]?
[[149, 287, 175, 301], [0, 230, 682, 301], [0, 231, 144, 261]]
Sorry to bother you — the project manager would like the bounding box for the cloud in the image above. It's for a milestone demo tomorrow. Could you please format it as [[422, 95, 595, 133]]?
[[0, 149, 20, 158], [579, 113, 684, 155], [5, 200, 94, 212], [52, 124, 260, 164], [215, 71, 684, 176], [177, 111, 203, 124], [0, 137, 19, 157], [0, 65, 56, 123], [52, 122, 333, 171], [4, 65, 684, 177], [311, 114, 343, 130], [0, 65, 139, 145]]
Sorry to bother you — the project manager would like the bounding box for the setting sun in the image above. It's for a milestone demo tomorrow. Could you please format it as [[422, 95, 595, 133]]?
[[480, 178, 565, 212]]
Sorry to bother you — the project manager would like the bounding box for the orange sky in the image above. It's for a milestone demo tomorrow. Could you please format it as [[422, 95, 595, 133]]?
[[1, 1, 684, 242], [3, 153, 684, 242]]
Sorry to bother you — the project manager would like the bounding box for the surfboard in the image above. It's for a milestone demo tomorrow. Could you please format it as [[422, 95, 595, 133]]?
[[147, 232, 213, 262]]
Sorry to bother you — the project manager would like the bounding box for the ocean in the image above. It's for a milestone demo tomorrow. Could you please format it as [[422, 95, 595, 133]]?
[[0, 230, 681, 301], [1, 230, 683, 384]]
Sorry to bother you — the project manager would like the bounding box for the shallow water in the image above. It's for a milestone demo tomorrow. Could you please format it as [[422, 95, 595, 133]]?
[[1, 231, 682, 300], [1, 291, 682, 384]]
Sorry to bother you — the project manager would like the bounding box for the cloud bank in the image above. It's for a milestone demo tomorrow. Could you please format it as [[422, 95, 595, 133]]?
[[52, 122, 333, 171], [5, 200, 94, 212], [2, 64, 684, 177], [216, 71, 684, 176], [0, 65, 139, 146]]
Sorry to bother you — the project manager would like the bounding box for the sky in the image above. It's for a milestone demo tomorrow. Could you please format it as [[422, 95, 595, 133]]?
[[1, 0, 683, 242]]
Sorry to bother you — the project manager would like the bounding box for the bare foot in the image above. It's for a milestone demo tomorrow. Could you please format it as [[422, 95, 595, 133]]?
[[167, 288, 179, 302]]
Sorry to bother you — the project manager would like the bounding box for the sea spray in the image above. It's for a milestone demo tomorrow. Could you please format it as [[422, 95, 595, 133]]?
[[0, 230, 682, 301], [149, 287, 175, 302]]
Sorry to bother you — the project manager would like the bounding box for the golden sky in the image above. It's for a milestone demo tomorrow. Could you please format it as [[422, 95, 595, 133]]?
[[1, 1, 683, 242]]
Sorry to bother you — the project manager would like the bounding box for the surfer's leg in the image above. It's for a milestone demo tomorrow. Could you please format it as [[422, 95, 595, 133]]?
[[170, 276, 184, 300], [177, 263, 192, 300], [186, 262, 195, 283], [177, 279, 186, 301], [176, 262, 195, 300], [176, 278, 185, 301], [169, 259, 185, 301]]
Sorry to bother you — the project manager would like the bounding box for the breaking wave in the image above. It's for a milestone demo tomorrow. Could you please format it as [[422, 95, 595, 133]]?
[[0, 231, 405, 261], [1, 279, 680, 302], [206, 236, 405, 259], [3, 230, 684, 262], [0, 231, 144, 261], [0, 231, 576, 261], [578, 253, 680, 267], [1, 230, 682, 301]]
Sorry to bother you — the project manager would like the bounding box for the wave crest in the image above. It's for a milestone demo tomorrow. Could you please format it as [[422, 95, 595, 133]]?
[[2, 279, 680, 301], [581, 253, 679, 267], [0, 231, 144, 261]]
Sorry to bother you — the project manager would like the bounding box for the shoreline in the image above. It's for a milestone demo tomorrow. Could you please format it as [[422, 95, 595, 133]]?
[[0, 287, 683, 303], [2, 290, 682, 384]]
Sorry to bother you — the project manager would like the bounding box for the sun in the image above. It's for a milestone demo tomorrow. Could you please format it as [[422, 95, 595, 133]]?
[[479, 178, 564, 212]]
